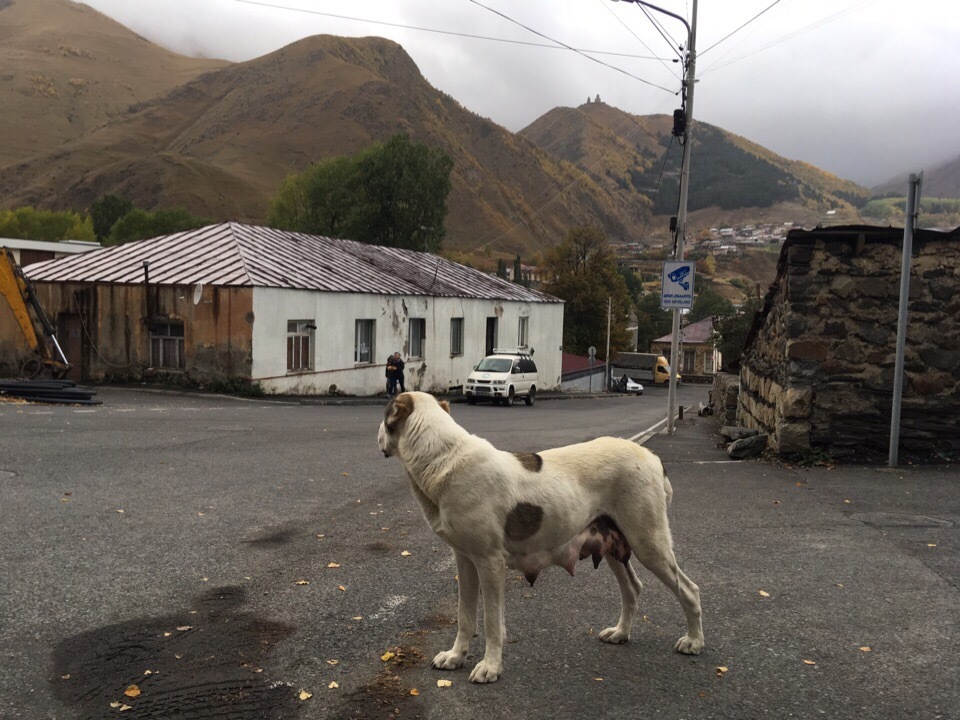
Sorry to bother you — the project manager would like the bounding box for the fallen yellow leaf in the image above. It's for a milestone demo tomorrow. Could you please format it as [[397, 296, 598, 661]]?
[[317, 534, 325, 539], [295, 580, 310, 585], [803, 659, 817, 665], [401, 550, 412, 557], [927, 544, 938, 548], [410, 688, 420, 696], [716, 666, 728, 675], [593, 677, 604, 682], [327, 562, 341, 568], [110, 701, 122, 708], [120, 705, 132, 712], [338, 585, 346, 591], [163, 632, 172, 637], [328, 681, 339, 689], [437, 679, 452, 688], [176, 626, 192, 631], [143, 670, 154, 676], [859, 646, 872, 652], [836, 583, 844, 588], [116, 509, 125, 514], [759, 590, 770, 597], [299, 689, 313, 701], [123, 685, 141, 698], [352, 616, 363, 621], [327, 659, 339, 666], [381, 651, 396, 662]]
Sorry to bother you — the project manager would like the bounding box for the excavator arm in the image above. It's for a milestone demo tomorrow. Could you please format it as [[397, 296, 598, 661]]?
[[0, 247, 70, 378]]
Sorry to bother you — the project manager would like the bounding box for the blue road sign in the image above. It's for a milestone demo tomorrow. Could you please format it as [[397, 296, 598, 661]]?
[[661, 260, 695, 309]]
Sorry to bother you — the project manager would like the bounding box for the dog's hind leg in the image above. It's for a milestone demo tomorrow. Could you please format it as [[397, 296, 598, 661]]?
[[433, 550, 480, 671], [632, 541, 704, 655], [599, 557, 644, 644]]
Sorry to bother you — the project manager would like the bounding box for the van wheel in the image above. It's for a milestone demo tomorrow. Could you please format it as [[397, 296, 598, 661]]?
[[524, 387, 536, 406], [504, 388, 515, 407]]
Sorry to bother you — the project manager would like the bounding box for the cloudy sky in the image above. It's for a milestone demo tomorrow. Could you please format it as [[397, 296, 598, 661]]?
[[79, 0, 958, 187]]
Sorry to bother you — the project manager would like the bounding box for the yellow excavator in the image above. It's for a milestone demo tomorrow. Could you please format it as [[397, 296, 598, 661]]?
[[0, 247, 70, 378]]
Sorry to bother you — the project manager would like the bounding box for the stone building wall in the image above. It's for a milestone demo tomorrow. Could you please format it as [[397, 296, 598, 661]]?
[[738, 226, 960, 457]]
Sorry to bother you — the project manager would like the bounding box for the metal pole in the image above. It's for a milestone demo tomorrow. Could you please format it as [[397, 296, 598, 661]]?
[[605, 296, 612, 392], [888, 172, 922, 466], [667, 0, 697, 433]]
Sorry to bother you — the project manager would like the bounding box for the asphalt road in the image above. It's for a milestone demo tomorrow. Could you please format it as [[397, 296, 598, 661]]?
[[0, 384, 708, 720]]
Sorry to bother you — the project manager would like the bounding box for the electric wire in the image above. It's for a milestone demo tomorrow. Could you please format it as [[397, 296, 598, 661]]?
[[234, 0, 670, 60], [638, 4, 682, 56], [699, 0, 784, 57], [598, 0, 680, 81], [468, 0, 677, 93]]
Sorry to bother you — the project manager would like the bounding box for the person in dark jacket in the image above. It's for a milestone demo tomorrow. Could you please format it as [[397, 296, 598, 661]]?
[[391, 352, 406, 393], [385, 354, 397, 397]]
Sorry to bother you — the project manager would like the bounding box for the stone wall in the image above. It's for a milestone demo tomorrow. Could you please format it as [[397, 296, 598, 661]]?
[[711, 372, 739, 426], [738, 226, 960, 458]]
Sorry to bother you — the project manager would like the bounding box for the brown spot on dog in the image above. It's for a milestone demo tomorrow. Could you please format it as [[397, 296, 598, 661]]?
[[578, 515, 632, 568], [384, 393, 414, 433], [438, 399, 451, 414], [512, 452, 543, 472], [505, 502, 543, 541]]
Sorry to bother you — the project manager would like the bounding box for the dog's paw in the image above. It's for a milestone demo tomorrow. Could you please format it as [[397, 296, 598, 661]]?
[[468, 658, 502, 684], [432, 649, 466, 671], [674, 635, 704, 655], [599, 626, 630, 644]]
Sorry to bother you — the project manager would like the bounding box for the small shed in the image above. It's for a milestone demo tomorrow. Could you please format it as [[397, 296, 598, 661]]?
[[1, 223, 564, 395], [738, 225, 960, 457]]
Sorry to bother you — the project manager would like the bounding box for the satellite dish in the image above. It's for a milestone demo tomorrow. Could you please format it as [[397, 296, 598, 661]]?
[[192, 283, 204, 305]]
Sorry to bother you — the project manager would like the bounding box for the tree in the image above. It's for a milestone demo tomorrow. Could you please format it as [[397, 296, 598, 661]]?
[[713, 294, 761, 371], [689, 286, 735, 323], [0, 207, 95, 242], [541, 227, 633, 357], [106, 207, 208, 245], [496, 258, 507, 279], [268, 133, 453, 252], [635, 292, 672, 352], [89, 194, 133, 241]]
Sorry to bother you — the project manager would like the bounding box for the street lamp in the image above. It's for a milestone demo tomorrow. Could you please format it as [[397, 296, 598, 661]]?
[[614, 0, 698, 433]]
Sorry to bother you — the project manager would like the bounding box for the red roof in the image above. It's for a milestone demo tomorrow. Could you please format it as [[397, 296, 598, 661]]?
[[562, 352, 598, 373], [654, 315, 715, 344]]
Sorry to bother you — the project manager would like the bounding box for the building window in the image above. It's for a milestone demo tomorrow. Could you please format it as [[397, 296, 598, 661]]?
[[150, 320, 185, 370], [450, 318, 464, 356], [683, 349, 696, 373], [409, 318, 426, 358], [704, 350, 715, 374], [355, 319, 375, 364], [518, 316, 529, 348], [287, 320, 314, 372]]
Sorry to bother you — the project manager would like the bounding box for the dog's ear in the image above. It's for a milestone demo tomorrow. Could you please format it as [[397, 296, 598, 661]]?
[[438, 399, 451, 414], [384, 393, 415, 433]]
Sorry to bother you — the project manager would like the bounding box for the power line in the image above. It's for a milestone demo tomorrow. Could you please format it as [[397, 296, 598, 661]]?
[[598, 0, 680, 81], [234, 0, 671, 60], [699, 0, 784, 57], [639, 4, 683, 57], [699, 0, 881, 76], [469, 0, 677, 93]]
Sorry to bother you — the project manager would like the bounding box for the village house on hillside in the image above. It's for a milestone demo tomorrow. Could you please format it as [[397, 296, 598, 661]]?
[[737, 224, 960, 457], [0, 223, 564, 396]]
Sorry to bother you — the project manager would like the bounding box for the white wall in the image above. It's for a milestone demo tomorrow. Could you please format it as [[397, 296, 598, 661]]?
[[251, 288, 563, 396]]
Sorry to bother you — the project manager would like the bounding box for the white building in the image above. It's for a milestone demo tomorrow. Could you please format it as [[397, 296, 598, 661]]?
[[6, 223, 563, 395]]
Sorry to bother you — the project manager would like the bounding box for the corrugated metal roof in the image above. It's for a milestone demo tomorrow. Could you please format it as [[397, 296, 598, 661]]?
[[24, 223, 561, 304]]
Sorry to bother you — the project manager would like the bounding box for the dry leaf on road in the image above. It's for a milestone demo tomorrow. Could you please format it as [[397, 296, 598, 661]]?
[[327, 563, 341, 568], [328, 681, 339, 689], [299, 689, 313, 701], [758, 590, 770, 597], [295, 580, 310, 585], [859, 646, 872, 652], [381, 651, 396, 662], [410, 688, 420, 696], [437, 679, 452, 688], [803, 659, 817, 665], [401, 551, 412, 557]]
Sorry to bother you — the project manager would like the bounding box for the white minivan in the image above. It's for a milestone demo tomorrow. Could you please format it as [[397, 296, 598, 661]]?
[[464, 351, 538, 406]]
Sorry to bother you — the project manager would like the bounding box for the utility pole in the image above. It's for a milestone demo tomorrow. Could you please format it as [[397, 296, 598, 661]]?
[[605, 296, 612, 391], [667, 0, 698, 433], [888, 172, 923, 466], [617, 0, 698, 432]]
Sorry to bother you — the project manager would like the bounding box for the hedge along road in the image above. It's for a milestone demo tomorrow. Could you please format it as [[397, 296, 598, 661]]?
[[0, 384, 708, 720]]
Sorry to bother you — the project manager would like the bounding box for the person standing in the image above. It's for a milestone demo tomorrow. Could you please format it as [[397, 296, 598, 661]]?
[[385, 354, 397, 397], [392, 352, 406, 394]]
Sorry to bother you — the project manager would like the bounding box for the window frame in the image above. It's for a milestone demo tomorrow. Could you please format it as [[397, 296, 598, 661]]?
[[450, 317, 464, 356], [518, 316, 529, 348], [354, 319, 376, 364], [286, 320, 315, 372], [150, 320, 185, 371], [683, 349, 696, 373], [408, 318, 426, 359]]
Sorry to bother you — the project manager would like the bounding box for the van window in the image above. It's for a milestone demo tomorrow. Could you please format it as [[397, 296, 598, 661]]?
[[476, 358, 512, 373]]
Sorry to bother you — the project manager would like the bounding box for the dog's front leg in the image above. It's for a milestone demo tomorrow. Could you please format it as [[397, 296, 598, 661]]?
[[468, 556, 506, 683], [433, 550, 479, 671]]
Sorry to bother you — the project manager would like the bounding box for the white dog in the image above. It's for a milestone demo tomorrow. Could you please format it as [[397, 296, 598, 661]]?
[[377, 392, 703, 684]]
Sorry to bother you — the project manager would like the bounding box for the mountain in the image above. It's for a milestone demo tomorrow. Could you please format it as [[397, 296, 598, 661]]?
[[871, 154, 960, 198], [0, 3, 875, 257], [520, 101, 871, 229], [0, 0, 226, 168]]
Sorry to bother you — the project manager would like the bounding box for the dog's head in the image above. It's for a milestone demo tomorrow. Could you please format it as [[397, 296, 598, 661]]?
[[377, 392, 451, 458]]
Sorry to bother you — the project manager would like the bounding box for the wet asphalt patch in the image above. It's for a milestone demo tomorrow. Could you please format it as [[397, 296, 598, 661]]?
[[51, 586, 300, 719]]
